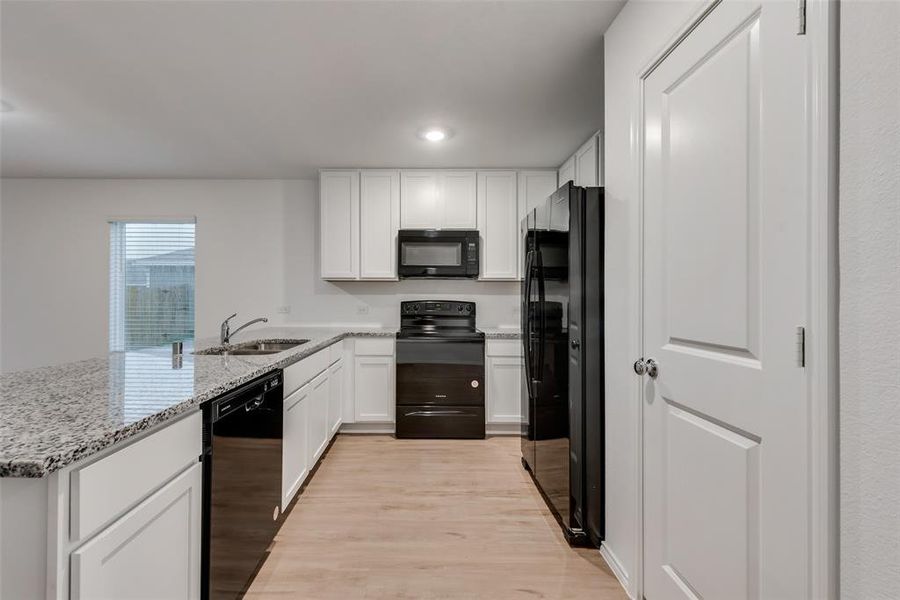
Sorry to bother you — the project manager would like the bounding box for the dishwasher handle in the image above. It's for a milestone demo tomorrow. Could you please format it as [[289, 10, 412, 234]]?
[[244, 395, 264, 412]]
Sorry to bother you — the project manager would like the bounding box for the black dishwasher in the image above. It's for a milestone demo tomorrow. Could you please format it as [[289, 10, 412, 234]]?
[[201, 370, 283, 600]]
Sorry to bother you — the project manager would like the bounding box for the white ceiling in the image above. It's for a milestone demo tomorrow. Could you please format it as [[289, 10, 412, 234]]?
[[0, 1, 623, 178]]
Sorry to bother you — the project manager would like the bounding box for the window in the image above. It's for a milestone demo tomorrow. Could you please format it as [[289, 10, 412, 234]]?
[[109, 221, 196, 351]]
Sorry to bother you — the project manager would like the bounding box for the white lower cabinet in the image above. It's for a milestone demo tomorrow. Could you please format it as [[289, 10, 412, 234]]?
[[328, 359, 344, 436], [281, 342, 348, 509], [354, 356, 394, 422], [307, 372, 330, 463], [486, 340, 523, 424], [282, 382, 310, 509], [70, 462, 202, 600]]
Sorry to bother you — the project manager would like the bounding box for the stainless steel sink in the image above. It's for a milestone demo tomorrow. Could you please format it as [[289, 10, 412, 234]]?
[[195, 339, 309, 356], [241, 341, 307, 352]]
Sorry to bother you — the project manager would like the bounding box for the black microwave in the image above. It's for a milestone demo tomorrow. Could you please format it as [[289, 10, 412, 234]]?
[[397, 229, 479, 279]]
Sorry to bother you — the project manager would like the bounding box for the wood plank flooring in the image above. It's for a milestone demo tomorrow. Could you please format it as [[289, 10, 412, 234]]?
[[246, 435, 627, 600]]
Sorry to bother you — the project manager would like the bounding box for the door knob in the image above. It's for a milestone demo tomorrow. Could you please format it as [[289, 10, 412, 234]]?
[[571, 339, 580, 350], [645, 358, 659, 379], [633, 359, 647, 375]]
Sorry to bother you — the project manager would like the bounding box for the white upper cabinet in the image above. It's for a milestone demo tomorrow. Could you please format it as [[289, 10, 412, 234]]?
[[400, 171, 438, 229], [477, 171, 519, 280], [574, 135, 599, 187], [321, 168, 556, 282], [438, 171, 478, 228], [516, 171, 557, 279], [400, 170, 477, 229], [558, 155, 575, 187], [559, 132, 603, 190], [517, 170, 558, 217], [360, 170, 400, 280], [320, 170, 360, 279]]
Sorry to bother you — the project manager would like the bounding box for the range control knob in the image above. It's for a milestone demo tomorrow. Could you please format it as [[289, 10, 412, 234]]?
[[414, 304, 421, 312], [457, 305, 464, 312]]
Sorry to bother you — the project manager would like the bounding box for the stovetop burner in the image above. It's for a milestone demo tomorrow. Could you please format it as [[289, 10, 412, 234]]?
[[397, 300, 481, 340]]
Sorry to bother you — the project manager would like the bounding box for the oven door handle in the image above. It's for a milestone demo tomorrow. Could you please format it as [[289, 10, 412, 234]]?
[[403, 410, 478, 417], [395, 338, 484, 343]]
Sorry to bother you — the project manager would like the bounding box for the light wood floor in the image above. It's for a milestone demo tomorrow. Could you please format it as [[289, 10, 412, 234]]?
[[246, 435, 627, 599]]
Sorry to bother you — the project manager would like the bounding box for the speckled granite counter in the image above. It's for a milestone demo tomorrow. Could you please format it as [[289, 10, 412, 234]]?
[[481, 329, 522, 340], [0, 327, 395, 478]]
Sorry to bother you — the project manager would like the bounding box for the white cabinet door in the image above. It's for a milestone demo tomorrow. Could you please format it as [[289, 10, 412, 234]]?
[[282, 383, 310, 508], [477, 171, 518, 280], [486, 356, 523, 424], [328, 359, 344, 438], [400, 171, 438, 229], [517, 170, 558, 217], [516, 171, 558, 279], [307, 372, 330, 463], [320, 170, 360, 279], [574, 135, 599, 187], [70, 463, 201, 600], [401, 170, 476, 229], [439, 171, 477, 229], [342, 345, 356, 424], [360, 170, 400, 280], [354, 355, 394, 422], [558, 155, 576, 186]]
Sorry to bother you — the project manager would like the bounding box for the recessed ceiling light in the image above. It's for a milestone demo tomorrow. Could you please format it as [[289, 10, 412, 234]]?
[[418, 127, 451, 142]]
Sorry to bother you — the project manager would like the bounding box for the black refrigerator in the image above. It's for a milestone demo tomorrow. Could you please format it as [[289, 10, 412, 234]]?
[[521, 182, 604, 547]]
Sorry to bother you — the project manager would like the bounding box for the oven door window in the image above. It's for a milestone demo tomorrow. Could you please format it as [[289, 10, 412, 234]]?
[[401, 242, 462, 267]]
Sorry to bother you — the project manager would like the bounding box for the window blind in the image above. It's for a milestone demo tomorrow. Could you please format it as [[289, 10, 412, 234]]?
[[109, 221, 196, 351]]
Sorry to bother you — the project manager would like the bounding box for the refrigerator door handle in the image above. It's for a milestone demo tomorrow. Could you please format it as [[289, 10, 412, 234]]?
[[522, 249, 535, 398], [536, 249, 546, 382]]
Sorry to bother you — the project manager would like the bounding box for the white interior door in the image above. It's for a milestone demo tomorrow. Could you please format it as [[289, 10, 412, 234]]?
[[642, 2, 809, 599]]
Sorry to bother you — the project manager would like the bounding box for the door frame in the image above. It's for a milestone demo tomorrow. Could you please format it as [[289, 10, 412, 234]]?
[[626, 1, 839, 599]]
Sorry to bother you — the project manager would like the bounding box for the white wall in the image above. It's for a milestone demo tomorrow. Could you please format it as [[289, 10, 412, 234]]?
[[0, 178, 519, 372], [0, 179, 290, 371], [839, 2, 900, 597], [602, 2, 703, 595]]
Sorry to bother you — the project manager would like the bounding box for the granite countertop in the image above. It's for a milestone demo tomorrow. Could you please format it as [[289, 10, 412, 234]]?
[[0, 325, 520, 478], [481, 328, 522, 340], [0, 327, 394, 478]]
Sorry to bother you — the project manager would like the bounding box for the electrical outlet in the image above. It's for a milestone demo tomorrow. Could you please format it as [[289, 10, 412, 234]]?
[[356, 304, 370, 315], [276, 305, 291, 315]]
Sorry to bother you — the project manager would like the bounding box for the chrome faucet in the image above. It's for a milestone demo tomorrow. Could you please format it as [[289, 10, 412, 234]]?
[[220, 313, 268, 345]]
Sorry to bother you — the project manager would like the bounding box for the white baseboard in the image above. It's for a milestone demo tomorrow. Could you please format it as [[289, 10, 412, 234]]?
[[486, 423, 520, 436], [339, 422, 395, 434], [599, 542, 632, 599], [340, 422, 520, 436]]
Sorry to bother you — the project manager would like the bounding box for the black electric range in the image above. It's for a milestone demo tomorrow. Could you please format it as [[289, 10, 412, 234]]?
[[395, 300, 485, 439]]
